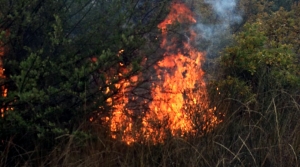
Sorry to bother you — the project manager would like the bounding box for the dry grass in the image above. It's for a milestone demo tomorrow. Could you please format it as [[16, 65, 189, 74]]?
[[1, 91, 300, 167]]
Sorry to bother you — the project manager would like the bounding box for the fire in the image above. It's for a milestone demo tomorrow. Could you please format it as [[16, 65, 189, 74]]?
[[0, 30, 9, 118], [106, 2, 221, 144], [141, 2, 216, 141]]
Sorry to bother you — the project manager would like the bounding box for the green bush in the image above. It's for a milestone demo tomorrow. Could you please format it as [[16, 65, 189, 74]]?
[[213, 22, 300, 105]]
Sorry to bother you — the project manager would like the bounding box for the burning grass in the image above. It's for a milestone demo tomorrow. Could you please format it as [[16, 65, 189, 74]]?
[[3, 89, 300, 167]]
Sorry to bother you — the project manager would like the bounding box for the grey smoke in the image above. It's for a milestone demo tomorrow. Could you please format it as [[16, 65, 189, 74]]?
[[205, 0, 242, 23], [194, 0, 242, 56]]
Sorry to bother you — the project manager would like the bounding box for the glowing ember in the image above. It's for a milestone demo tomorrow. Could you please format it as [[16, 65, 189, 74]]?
[[0, 30, 9, 118], [107, 2, 221, 144]]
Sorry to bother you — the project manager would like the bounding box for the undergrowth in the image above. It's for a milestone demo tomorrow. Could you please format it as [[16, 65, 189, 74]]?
[[1, 89, 299, 167]]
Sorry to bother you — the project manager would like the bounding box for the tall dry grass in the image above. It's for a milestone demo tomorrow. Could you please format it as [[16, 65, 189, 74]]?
[[1, 89, 300, 167]]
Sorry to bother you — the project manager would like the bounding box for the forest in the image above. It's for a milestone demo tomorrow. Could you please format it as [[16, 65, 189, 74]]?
[[0, 0, 300, 166]]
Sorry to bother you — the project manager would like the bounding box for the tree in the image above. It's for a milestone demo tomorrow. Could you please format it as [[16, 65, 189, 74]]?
[[0, 0, 170, 165], [212, 6, 300, 112]]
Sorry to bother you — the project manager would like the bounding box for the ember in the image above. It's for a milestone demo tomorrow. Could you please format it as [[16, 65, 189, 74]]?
[[0, 30, 9, 118]]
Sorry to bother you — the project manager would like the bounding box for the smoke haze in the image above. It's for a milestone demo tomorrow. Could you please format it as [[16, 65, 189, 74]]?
[[187, 0, 242, 57]]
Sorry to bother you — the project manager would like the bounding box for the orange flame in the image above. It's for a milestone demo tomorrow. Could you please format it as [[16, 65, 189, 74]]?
[[0, 30, 9, 117], [107, 2, 221, 144]]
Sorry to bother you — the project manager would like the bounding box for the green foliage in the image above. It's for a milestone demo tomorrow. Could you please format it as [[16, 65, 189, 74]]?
[[206, 7, 300, 166], [0, 0, 170, 165], [0, 1, 299, 166], [214, 22, 300, 105], [261, 5, 300, 54], [268, 0, 298, 10]]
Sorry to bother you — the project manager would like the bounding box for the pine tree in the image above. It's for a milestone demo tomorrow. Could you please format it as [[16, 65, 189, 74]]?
[[0, 0, 170, 165]]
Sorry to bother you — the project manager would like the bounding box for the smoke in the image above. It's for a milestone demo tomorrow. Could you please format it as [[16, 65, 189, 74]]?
[[192, 0, 242, 57], [205, 0, 242, 24]]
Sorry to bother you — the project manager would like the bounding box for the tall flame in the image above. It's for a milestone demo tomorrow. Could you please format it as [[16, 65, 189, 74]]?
[[107, 2, 221, 144]]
